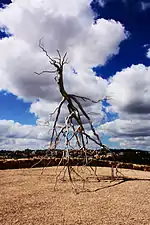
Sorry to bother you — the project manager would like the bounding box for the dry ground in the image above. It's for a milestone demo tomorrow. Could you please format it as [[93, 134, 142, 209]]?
[[0, 167, 150, 225]]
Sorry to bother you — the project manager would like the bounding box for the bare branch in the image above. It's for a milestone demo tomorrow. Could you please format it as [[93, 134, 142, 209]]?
[[70, 94, 102, 103], [36, 42, 120, 192], [71, 95, 103, 146], [49, 97, 66, 149], [49, 106, 59, 117], [39, 39, 56, 64], [34, 70, 57, 75], [62, 52, 67, 64], [70, 94, 112, 103], [56, 49, 61, 61], [83, 132, 101, 147]]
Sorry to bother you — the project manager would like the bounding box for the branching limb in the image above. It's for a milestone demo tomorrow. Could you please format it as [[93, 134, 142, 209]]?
[[36, 42, 121, 192], [34, 70, 57, 75], [70, 94, 102, 103], [83, 132, 102, 147], [70, 94, 111, 103], [49, 97, 66, 149], [71, 95, 102, 145]]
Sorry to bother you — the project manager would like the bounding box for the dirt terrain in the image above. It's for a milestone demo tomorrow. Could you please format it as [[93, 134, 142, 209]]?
[[0, 167, 150, 225]]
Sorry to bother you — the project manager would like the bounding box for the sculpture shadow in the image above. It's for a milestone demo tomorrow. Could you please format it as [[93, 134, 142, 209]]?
[[78, 176, 150, 193]]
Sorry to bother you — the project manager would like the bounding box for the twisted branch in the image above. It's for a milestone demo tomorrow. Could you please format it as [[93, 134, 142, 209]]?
[[35, 41, 120, 192]]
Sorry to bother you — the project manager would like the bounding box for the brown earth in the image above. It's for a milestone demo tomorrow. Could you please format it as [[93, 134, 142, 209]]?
[[0, 167, 150, 225], [1, 158, 150, 171]]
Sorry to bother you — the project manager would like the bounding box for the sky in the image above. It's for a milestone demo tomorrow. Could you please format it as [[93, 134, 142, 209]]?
[[0, 0, 150, 150]]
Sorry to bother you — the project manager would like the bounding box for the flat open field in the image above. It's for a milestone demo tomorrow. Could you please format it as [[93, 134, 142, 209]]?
[[0, 167, 150, 225]]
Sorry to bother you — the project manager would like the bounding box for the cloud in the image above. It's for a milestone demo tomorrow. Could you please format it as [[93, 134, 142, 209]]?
[[30, 97, 106, 128], [97, 0, 105, 7], [99, 64, 150, 149], [0, 0, 127, 102], [0, 0, 128, 149], [107, 64, 150, 115], [109, 136, 150, 150], [140, 1, 150, 11], [0, 111, 105, 150], [100, 118, 150, 150], [101, 119, 150, 138], [97, 0, 127, 8], [146, 48, 150, 59], [0, 119, 50, 150]]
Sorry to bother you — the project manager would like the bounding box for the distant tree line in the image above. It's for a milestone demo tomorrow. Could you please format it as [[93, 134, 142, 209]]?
[[0, 148, 150, 165]]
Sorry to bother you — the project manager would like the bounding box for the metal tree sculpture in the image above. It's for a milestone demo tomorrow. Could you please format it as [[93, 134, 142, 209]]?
[[36, 40, 119, 192]]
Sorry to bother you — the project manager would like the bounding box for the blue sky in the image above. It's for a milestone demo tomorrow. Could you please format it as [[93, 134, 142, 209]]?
[[0, 0, 150, 150], [0, 0, 11, 8], [92, 0, 150, 77], [0, 91, 36, 124]]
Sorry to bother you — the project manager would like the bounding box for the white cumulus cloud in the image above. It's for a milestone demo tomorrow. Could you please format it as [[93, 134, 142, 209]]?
[[146, 48, 150, 59], [0, 0, 128, 149], [0, 120, 49, 150], [0, 0, 127, 102], [108, 64, 150, 115], [100, 64, 150, 149], [141, 1, 150, 11]]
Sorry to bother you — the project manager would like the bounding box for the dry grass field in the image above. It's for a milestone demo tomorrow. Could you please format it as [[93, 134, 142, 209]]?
[[0, 167, 150, 225]]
